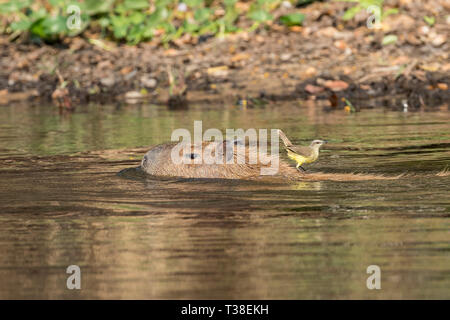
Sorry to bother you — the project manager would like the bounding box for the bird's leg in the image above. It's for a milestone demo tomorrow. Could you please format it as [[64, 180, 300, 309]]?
[[296, 164, 306, 173]]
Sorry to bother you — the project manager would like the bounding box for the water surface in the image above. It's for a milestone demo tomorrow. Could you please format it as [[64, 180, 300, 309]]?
[[0, 103, 449, 299]]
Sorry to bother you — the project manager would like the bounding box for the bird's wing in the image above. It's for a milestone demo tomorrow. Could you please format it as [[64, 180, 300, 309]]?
[[278, 130, 293, 147], [287, 145, 313, 157]]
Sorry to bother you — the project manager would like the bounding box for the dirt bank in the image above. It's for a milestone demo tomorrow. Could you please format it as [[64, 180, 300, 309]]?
[[0, 1, 448, 110]]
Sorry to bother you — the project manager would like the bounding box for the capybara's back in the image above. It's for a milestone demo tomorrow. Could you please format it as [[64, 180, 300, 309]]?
[[139, 140, 402, 181], [140, 140, 296, 179]]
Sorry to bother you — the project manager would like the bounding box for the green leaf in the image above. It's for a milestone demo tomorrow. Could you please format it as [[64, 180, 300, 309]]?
[[42, 16, 67, 35], [110, 15, 129, 38], [249, 9, 273, 22], [127, 24, 145, 44], [155, 0, 173, 7], [147, 7, 169, 26], [98, 17, 110, 28], [0, 0, 32, 13], [257, 0, 278, 5], [198, 21, 218, 35], [85, 0, 114, 15], [423, 16, 435, 26], [184, 21, 199, 33], [110, 15, 128, 27], [129, 12, 145, 24], [279, 13, 305, 26], [49, 0, 66, 7], [382, 8, 398, 19], [142, 25, 154, 38], [10, 19, 32, 32], [30, 8, 48, 20], [194, 8, 211, 23], [224, 0, 237, 7], [28, 15, 67, 40], [342, 5, 362, 21], [184, 0, 203, 7], [382, 34, 397, 46], [113, 25, 128, 39], [123, 0, 149, 10], [29, 19, 47, 38]]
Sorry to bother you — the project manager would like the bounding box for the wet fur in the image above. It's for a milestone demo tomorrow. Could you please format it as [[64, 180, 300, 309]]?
[[140, 141, 404, 181]]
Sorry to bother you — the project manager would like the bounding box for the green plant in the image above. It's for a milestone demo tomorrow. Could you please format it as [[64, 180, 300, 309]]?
[[381, 34, 397, 45], [279, 12, 305, 26], [0, 0, 91, 41], [337, 0, 398, 23], [0, 0, 312, 45], [423, 15, 435, 27]]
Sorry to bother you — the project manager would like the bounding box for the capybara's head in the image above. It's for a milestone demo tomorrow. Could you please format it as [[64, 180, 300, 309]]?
[[140, 144, 169, 174], [140, 140, 283, 179]]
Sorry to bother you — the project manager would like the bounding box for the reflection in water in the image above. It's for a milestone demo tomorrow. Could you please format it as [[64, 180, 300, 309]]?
[[0, 103, 449, 299]]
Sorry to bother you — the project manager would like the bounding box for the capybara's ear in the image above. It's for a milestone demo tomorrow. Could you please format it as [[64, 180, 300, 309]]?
[[216, 140, 234, 162]]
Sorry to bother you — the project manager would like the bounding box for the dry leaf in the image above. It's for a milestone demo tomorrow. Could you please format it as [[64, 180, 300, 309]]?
[[324, 80, 349, 91]]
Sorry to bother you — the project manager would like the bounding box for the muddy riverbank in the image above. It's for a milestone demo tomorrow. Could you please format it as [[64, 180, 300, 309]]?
[[0, 1, 448, 110]]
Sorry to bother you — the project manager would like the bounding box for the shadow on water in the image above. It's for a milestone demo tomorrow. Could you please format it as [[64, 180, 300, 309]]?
[[0, 103, 449, 299]]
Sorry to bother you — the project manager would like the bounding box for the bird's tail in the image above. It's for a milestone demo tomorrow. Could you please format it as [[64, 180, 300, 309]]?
[[277, 130, 293, 147]]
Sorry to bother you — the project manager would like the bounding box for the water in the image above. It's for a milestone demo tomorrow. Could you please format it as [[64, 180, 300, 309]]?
[[0, 103, 449, 299]]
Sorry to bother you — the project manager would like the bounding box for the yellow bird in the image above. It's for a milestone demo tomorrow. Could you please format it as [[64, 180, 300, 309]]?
[[277, 130, 327, 172]]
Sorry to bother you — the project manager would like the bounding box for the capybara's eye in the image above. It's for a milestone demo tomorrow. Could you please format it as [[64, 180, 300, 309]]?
[[142, 155, 148, 167], [186, 153, 199, 159]]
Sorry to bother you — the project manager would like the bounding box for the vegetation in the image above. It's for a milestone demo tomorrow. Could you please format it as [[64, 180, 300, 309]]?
[[0, 0, 308, 44], [337, 0, 398, 22]]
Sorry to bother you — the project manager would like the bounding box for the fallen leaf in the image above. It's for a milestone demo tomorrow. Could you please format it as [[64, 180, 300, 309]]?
[[317, 26, 337, 38], [382, 35, 398, 46], [305, 84, 324, 94], [231, 53, 250, 62], [431, 34, 446, 47], [420, 63, 439, 72], [324, 80, 349, 91], [289, 26, 302, 32], [406, 34, 422, 45], [334, 40, 347, 50], [304, 67, 317, 77], [125, 91, 144, 99], [120, 66, 133, 75], [164, 48, 178, 56], [207, 66, 229, 77], [437, 83, 448, 90]]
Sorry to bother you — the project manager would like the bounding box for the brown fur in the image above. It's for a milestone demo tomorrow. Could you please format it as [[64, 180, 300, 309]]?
[[140, 141, 403, 181], [141, 141, 292, 179]]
